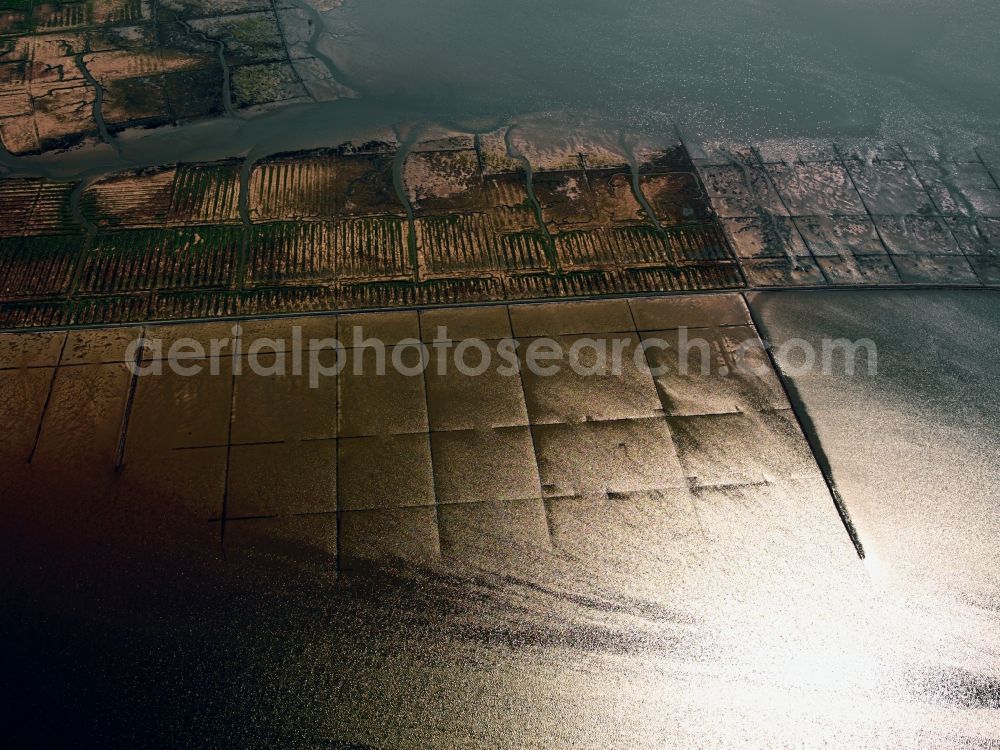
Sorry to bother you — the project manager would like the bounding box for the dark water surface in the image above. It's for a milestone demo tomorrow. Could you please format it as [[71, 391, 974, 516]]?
[[3, 0, 999, 180], [329, 0, 1000, 145]]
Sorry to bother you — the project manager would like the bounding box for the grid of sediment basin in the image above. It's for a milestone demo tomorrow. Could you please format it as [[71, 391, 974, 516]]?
[[1, 293, 848, 569], [0, 0, 345, 154], [2, 136, 997, 330]]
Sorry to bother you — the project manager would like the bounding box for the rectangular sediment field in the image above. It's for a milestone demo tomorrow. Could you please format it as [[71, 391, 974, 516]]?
[[82, 168, 177, 228], [0, 299, 69, 329], [482, 174, 539, 233], [247, 222, 338, 285], [82, 162, 243, 228], [69, 294, 152, 326], [0, 235, 83, 300], [10, 180, 79, 236], [167, 162, 243, 225], [415, 214, 498, 277], [339, 277, 506, 309], [157, 226, 241, 289], [334, 216, 412, 280], [553, 229, 617, 270], [0, 179, 44, 237], [606, 224, 732, 266], [620, 264, 745, 293], [80, 227, 239, 294], [249, 154, 339, 222], [79, 231, 164, 293], [494, 231, 551, 273], [504, 269, 627, 300]]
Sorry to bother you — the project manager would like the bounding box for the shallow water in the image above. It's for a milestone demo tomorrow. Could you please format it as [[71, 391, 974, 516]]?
[[328, 0, 1000, 145], [2, 0, 998, 181]]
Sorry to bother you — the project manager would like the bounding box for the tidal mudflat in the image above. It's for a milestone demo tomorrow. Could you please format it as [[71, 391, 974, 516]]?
[[1, 1, 999, 327], [0, 130, 998, 328], [5, 293, 998, 748], [2, 2, 999, 747]]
